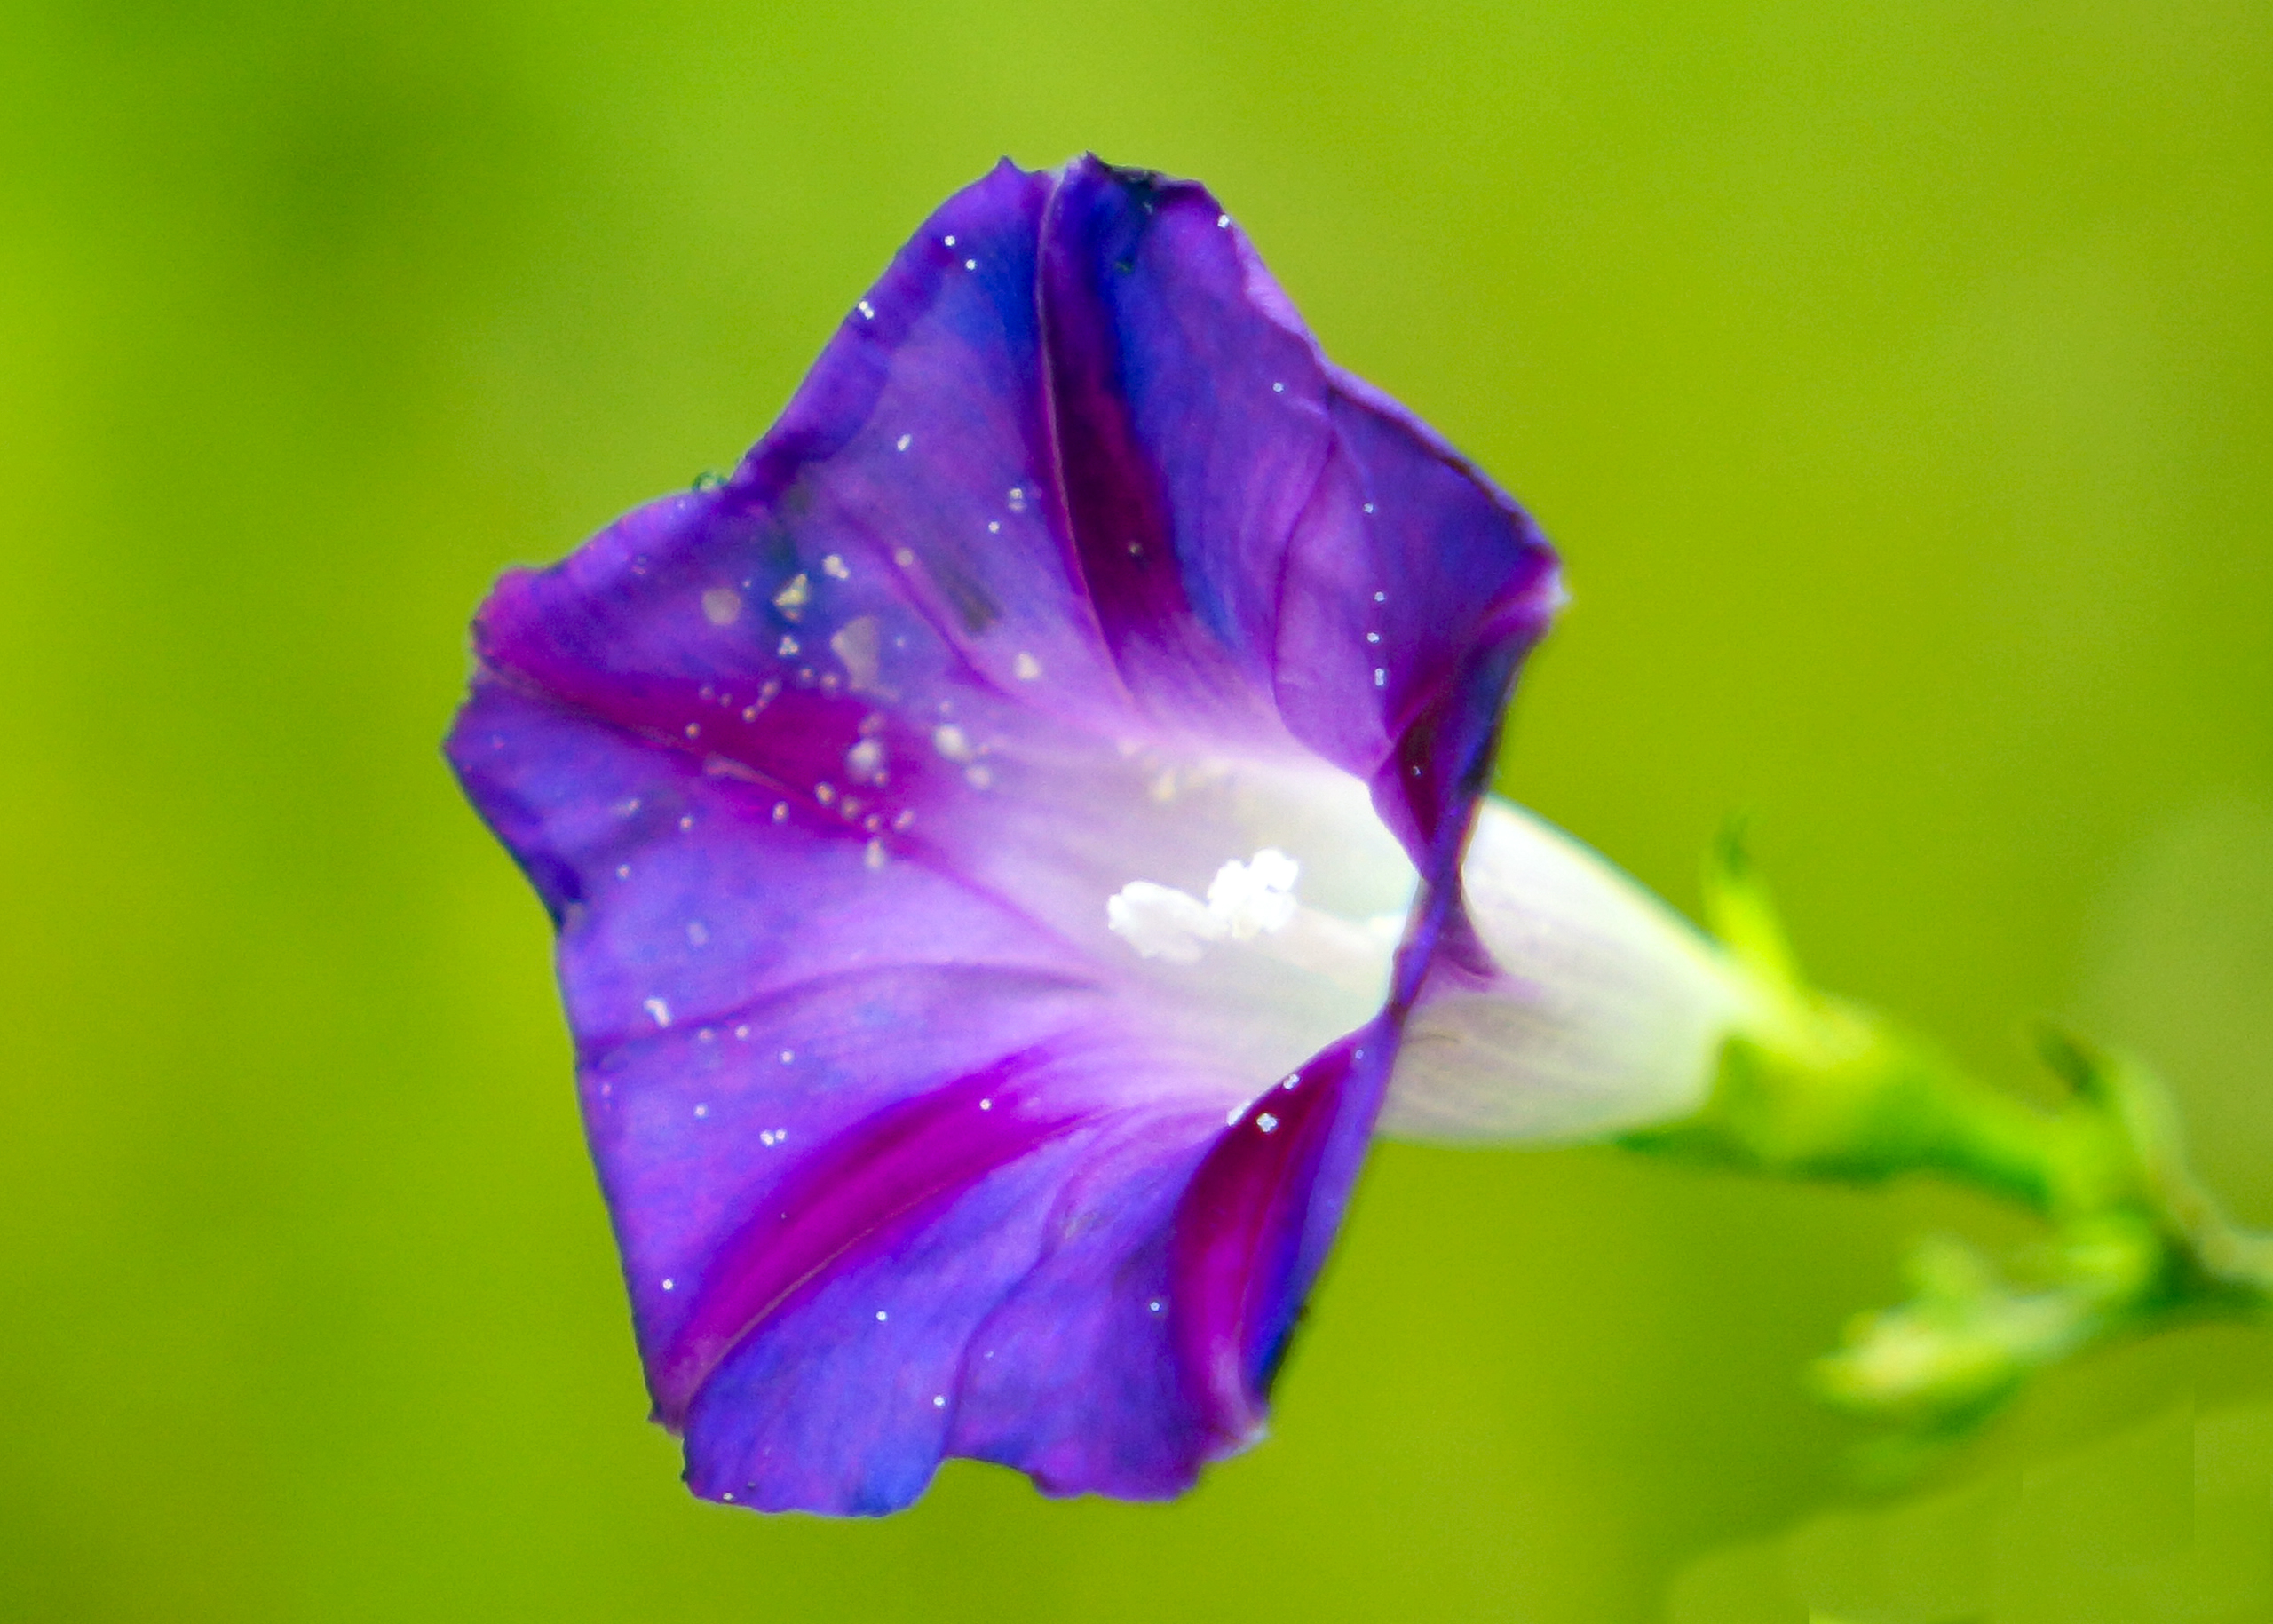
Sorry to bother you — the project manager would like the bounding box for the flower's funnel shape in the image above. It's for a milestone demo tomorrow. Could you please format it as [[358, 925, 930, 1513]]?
[[447, 156, 1567, 1514]]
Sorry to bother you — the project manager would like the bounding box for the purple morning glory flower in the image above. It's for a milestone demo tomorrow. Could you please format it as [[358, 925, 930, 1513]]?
[[447, 154, 1577, 1515]]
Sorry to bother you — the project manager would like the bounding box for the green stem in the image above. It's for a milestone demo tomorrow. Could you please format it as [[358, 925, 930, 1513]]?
[[1619, 828, 2273, 1437]]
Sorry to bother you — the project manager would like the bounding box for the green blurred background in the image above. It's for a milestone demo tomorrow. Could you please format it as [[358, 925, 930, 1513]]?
[[5, 1, 2269, 1618]]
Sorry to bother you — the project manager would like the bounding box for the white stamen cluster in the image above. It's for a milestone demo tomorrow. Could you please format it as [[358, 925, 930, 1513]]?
[[1106, 850, 1301, 963]]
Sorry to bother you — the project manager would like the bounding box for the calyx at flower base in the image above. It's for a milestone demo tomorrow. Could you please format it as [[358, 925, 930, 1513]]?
[[1610, 825, 2273, 1453]]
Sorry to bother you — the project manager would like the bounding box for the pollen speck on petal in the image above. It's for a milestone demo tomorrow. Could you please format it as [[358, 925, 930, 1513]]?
[[701, 587, 742, 626], [830, 617, 883, 692]]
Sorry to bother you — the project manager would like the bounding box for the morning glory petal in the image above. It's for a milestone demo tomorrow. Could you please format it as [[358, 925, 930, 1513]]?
[[447, 154, 1559, 1514], [1384, 799, 1766, 1143]]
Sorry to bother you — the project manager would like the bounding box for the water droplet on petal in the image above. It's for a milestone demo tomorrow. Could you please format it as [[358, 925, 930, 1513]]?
[[701, 586, 742, 625]]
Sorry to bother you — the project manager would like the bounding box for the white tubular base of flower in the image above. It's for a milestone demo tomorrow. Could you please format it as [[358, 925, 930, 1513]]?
[[1381, 798, 1762, 1145]]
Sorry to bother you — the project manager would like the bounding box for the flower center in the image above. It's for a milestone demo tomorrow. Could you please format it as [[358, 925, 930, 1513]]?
[[1107, 849, 1404, 994]]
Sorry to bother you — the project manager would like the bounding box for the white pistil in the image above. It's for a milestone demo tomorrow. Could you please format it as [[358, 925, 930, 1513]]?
[[1106, 850, 1400, 992]]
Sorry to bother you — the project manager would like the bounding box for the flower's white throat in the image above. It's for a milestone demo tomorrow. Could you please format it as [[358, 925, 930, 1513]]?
[[1097, 790, 1764, 1145]]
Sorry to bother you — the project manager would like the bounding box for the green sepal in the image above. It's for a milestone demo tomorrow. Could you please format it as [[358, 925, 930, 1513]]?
[[1620, 832, 2273, 1446], [1699, 815, 1802, 995]]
